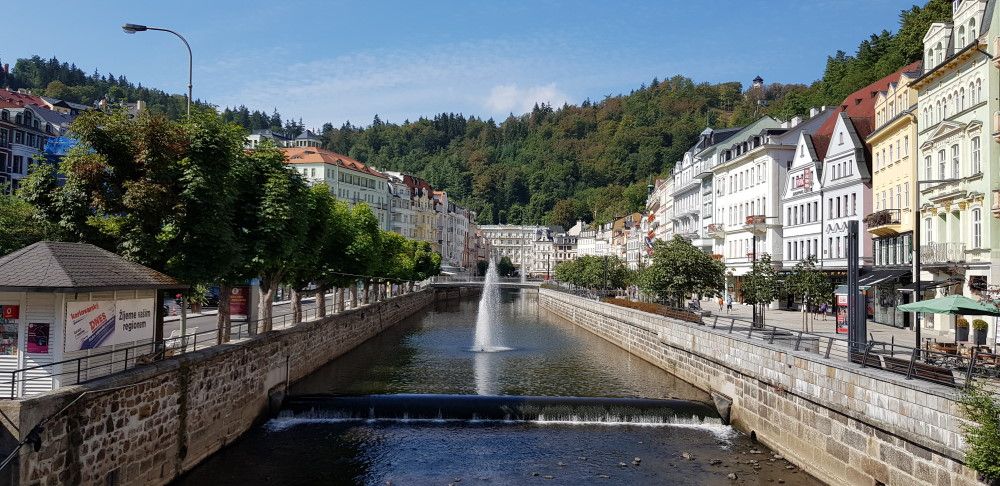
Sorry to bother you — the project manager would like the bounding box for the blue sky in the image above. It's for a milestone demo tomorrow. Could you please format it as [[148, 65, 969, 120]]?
[[5, 1, 921, 129]]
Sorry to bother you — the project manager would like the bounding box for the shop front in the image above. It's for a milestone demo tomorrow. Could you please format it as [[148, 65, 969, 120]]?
[[0, 241, 182, 397]]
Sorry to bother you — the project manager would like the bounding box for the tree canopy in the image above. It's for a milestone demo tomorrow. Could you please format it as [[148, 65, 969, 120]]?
[[638, 236, 725, 305]]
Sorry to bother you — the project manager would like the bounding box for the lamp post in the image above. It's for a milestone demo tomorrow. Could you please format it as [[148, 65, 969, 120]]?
[[911, 178, 962, 350], [122, 23, 193, 118]]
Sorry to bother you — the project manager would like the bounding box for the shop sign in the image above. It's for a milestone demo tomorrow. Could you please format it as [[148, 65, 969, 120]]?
[[793, 168, 813, 193], [1, 305, 19, 320], [65, 299, 155, 351]]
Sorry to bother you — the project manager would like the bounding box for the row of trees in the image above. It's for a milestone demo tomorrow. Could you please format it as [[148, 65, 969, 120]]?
[[552, 236, 832, 325], [16, 108, 440, 339]]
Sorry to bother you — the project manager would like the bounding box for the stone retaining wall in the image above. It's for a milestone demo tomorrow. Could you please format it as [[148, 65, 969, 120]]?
[[539, 289, 980, 486], [0, 290, 433, 486]]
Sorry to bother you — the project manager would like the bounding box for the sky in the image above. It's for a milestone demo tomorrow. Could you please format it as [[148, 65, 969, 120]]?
[[4, 0, 923, 129]]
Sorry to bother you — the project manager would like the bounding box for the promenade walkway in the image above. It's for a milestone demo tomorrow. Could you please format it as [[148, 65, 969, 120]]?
[[699, 298, 956, 347]]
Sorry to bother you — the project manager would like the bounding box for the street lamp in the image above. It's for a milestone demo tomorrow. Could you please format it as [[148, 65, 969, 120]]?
[[122, 23, 193, 118]]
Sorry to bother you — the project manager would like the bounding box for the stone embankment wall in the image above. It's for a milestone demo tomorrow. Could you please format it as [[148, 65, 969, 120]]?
[[539, 289, 979, 486], [0, 290, 433, 486]]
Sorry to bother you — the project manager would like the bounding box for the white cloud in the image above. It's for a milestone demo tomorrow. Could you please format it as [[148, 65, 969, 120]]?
[[485, 83, 569, 115], [205, 39, 584, 128]]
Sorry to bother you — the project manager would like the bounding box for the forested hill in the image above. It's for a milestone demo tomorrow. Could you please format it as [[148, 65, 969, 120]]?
[[0, 0, 950, 226]]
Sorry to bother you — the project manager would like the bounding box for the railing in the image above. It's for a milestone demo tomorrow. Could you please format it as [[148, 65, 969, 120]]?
[[863, 209, 901, 228], [0, 285, 428, 399], [543, 285, 998, 389], [706, 224, 725, 238], [920, 242, 966, 264]]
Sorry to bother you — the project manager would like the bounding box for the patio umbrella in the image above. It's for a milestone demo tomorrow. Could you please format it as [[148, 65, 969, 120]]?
[[898, 295, 1000, 316]]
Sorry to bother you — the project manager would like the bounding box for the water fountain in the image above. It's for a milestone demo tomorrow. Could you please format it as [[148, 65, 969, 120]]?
[[472, 259, 508, 352]]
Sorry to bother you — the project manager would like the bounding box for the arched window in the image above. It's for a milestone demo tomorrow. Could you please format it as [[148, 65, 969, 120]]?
[[971, 82, 977, 104], [958, 25, 966, 46], [952, 144, 960, 178], [938, 149, 946, 179], [935, 42, 943, 64], [926, 49, 934, 66], [971, 137, 981, 174], [960, 87, 965, 110], [944, 95, 950, 118], [977, 79, 982, 103]]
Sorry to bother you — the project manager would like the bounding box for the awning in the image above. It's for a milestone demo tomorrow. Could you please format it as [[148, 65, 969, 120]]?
[[857, 269, 911, 288], [897, 278, 962, 293]]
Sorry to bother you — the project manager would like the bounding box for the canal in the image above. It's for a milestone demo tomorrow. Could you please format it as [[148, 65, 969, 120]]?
[[177, 290, 820, 485]]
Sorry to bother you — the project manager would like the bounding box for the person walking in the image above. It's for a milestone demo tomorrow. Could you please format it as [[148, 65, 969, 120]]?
[[726, 295, 733, 313], [718, 296, 724, 312]]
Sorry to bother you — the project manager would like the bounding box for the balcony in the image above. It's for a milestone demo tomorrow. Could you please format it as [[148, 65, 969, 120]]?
[[994, 190, 1000, 219], [707, 223, 726, 239], [694, 165, 713, 180], [742, 215, 772, 234], [863, 209, 902, 237], [920, 243, 966, 265], [673, 178, 700, 196]]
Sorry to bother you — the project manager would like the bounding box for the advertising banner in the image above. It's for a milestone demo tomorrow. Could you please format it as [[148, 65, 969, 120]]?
[[27, 323, 49, 354], [0, 320, 16, 356], [1, 305, 19, 320], [835, 294, 849, 334], [229, 286, 250, 320], [65, 299, 155, 351]]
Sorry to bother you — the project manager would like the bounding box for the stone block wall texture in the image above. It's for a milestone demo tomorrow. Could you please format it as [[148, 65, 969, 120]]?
[[539, 289, 981, 486], [0, 290, 433, 486]]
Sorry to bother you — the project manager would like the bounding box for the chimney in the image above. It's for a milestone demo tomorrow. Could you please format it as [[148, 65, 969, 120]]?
[[809, 107, 819, 118], [791, 116, 803, 128]]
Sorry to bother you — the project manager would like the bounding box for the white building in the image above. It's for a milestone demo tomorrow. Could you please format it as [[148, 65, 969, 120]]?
[[820, 113, 874, 270], [671, 127, 744, 252], [385, 171, 416, 239], [478, 225, 549, 274], [281, 147, 390, 230], [646, 177, 674, 243]]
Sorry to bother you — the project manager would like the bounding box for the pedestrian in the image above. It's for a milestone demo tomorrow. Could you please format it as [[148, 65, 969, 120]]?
[[726, 295, 733, 313], [819, 303, 827, 320], [718, 296, 724, 311]]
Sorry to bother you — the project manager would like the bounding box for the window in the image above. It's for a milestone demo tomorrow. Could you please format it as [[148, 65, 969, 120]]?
[[970, 18, 977, 40], [851, 193, 857, 215], [839, 132, 844, 145], [971, 82, 978, 104], [972, 209, 982, 248], [896, 184, 902, 210], [958, 25, 966, 47], [925, 156, 932, 180], [938, 149, 946, 179], [971, 137, 981, 174], [12, 156, 22, 174], [960, 88, 965, 111], [904, 182, 910, 209], [882, 191, 887, 211], [828, 198, 834, 219], [951, 144, 960, 178], [925, 218, 933, 244]]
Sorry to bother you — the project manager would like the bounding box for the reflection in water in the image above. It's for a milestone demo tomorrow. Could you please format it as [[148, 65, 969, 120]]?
[[473, 350, 495, 395]]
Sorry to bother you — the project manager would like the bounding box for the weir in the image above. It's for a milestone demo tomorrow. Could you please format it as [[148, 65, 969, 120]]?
[[280, 394, 721, 425]]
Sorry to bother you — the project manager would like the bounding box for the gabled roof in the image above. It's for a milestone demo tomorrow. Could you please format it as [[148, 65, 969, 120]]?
[[0, 89, 47, 108], [281, 147, 387, 178], [814, 61, 922, 160], [0, 241, 182, 292]]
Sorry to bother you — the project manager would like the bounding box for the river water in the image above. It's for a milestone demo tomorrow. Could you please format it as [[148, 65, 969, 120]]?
[[177, 290, 820, 485]]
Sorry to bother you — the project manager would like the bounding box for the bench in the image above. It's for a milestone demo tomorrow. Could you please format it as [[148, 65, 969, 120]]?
[[883, 356, 956, 387]]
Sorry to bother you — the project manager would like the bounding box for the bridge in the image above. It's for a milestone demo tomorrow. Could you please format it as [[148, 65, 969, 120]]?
[[428, 276, 542, 289]]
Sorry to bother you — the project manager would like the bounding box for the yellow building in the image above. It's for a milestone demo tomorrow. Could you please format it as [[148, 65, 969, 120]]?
[[864, 67, 922, 328]]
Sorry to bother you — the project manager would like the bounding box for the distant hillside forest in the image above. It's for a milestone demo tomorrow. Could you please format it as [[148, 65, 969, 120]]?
[[0, 0, 950, 227]]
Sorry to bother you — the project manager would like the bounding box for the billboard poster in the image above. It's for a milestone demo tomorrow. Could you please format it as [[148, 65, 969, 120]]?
[[0, 320, 16, 356], [229, 286, 250, 320], [835, 294, 849, 334], [27, 323, 49, 354], [65, 299, 155, 351]]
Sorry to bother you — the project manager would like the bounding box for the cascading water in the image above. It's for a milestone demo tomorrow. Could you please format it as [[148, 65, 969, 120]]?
[[472, 259, 507, 352]]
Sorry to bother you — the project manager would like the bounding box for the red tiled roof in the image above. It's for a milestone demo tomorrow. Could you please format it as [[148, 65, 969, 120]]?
[[0, 89, 47, 108], [814, 61, 922, 159], [281, 147, 387, 178]]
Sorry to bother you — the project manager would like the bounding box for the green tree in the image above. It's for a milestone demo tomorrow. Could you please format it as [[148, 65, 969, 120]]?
[[784, 255, 833, 331], [496, 256, 516, 277], [0, 192, 62, 255], [638, 236, 724, 307], [742, 253, 780, 327], [283, 185, 336, 323], [960, 384, 1000, 481]]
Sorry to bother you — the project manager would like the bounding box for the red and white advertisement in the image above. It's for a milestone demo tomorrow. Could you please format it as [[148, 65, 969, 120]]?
[[229, 286, 250, 320]]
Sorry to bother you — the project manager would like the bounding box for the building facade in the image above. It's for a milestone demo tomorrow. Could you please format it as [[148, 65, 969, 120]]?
[[913, 0, 998, 337], [281, 147, 390, 230], [865, 69, 921, 327], [478, 225, 549, 274]]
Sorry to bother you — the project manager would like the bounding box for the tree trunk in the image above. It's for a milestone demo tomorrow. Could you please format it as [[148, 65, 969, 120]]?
[[351, 286, 358, 309], [364, 281, 371, 305], [291, 287, 302, 324], [317, 284, 327, 317], [217, 283, 232, 344], [259, 276, 280, 333]]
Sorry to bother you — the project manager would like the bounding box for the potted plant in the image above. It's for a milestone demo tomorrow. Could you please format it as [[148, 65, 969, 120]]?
[[188, 284, 209, 315], [957, 318, 970, 342], [973, 319, 989, 346]]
